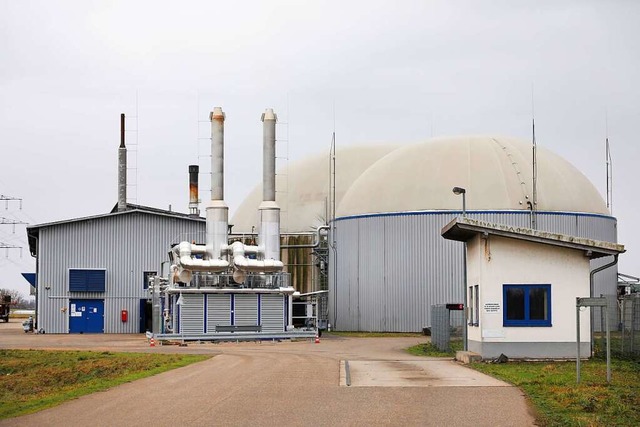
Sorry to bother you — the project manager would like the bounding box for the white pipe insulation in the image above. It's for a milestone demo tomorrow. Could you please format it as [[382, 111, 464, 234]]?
[[171, 242, 229, 283], [259, 108, 281, 263], [230, 241, 283, 272], [206, 107, 229, 261]]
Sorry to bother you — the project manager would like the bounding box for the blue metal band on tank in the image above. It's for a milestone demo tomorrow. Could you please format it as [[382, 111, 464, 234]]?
[[335, 210, 616, 222]]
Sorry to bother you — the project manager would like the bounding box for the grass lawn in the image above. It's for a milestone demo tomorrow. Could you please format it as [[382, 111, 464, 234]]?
[[472, 358, 640, 426], [0, 349, 211, 419], [405, 340, 463, 357], [406, 340, 640, 425]]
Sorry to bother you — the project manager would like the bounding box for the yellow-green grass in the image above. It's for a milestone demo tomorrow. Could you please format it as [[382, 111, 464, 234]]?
[[405, 340, 463, 357], [0, 349, 211, 419], [472, 359, 640, 426]]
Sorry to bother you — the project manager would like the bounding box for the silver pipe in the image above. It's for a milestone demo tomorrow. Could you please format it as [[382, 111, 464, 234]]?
[[281, 226, 329, 248], [117, 113, 127, 212], [206, 107, 228, 260], [259, 108, 281, 261]]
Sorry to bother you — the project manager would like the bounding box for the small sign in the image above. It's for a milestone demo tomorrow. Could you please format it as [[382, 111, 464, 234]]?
[[577, 297, 608, 307], [483, 302, 501, 313]]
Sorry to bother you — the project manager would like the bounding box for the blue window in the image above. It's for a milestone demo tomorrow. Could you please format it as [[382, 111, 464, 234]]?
[[69, 269, 106, 292], [503, 284, 551, 327]]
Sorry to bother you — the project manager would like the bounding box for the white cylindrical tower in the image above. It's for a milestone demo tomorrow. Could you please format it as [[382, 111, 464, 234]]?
[[259, 108, 280, 261], [206, 107, 229, 260]]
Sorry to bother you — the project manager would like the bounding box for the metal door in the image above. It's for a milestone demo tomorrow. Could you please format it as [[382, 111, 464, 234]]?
[[69, 299, 104, 333], [261, 294, 285, 332], [234, 294, 258, 326]]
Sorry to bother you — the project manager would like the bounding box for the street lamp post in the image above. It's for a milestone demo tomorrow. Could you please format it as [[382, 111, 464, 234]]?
[[452, 187, 466, 217], [452, 186, 468, 351]]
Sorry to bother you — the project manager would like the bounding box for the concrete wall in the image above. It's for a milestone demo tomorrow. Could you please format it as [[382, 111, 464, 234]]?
[[466, 235, 591, 358]]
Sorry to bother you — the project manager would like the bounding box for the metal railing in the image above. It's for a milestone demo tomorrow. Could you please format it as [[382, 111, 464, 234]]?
[[187, 272, 291, 289]]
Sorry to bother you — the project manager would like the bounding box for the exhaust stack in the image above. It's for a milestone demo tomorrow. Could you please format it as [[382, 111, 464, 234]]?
[[188, 165, 200, 217], [117, 113, 127, 212], [259, 108, 281, 261], [206, 107, 228, 260]]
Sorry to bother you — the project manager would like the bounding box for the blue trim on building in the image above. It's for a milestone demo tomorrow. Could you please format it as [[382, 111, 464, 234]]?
[[335, 210, 615, 222], [284, 296, 288, 328], [203, 294, 208, 333], [69, 269, 106, 292], [230, 294, 235, 326], [503, 284, 552, 327], [257, 294, 262, 325]]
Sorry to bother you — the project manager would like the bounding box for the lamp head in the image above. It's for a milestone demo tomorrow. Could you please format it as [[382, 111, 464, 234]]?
[[452, 186, 466, 195]]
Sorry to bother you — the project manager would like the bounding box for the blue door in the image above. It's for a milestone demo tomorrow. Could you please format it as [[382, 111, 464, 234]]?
[[69, 299, 104, 333]]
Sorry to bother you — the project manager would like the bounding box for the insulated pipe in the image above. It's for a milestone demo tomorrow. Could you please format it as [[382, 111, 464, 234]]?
[[231, 241, 283, 272], [280, 225, 329, 248], [177, 242, 228, 273], [117, 113, 127, 212], [188, 165, 200, 217], [259, 108, 281, 262], [206, 107, 229, 260]]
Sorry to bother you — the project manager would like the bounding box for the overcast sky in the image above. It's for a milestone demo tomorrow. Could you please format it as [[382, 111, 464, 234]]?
[[1, 0, 639, 297]]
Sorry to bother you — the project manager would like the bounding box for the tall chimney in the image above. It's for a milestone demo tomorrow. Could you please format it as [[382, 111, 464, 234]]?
[[188, 165, 200, 217], [205, 107, 228, 260], [258, 108, 280, 261], [117, 113, 127, 212]]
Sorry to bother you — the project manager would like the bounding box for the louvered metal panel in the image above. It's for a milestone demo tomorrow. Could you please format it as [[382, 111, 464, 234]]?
[[207, 294, 231, 331], [331, 210, 618, 332], [234, 294, 258, 326], [34, 211, 205, 333], [261, 294, 284, 332], [180, 294, 204, 335]]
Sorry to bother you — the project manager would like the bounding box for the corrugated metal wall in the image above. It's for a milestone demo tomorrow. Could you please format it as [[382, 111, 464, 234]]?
[[329, 211, 618, 332], [37, 211, 205, 333]]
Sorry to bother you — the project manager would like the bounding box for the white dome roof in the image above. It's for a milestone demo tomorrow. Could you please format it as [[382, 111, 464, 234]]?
[[231, 145, 399, 232], [232, 136, 609, 232], [338, 136, 608, 216]]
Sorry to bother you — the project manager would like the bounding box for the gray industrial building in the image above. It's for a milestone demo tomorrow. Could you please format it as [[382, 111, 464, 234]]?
[[26, 201, 315, 335], [234, 136, 618, 332], [27, 204, 205, 334]]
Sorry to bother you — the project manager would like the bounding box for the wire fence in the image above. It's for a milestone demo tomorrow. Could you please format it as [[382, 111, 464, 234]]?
[[430, 304, 464, 352], [593, 294, 640, 359]]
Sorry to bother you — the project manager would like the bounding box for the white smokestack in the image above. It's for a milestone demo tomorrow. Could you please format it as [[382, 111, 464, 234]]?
[[206, 107, 228, 260], [258, 108, 280, 261]]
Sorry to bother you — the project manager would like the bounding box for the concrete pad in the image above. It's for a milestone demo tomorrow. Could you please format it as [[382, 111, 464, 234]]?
[[342, 360, 510, 387]]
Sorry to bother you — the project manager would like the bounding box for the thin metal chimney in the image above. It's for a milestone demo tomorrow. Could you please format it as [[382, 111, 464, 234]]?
[[188, 165, 200, 217], [206, 107, 228, 260], [258, 108, 280, 261], [117, 113, 127, 212]]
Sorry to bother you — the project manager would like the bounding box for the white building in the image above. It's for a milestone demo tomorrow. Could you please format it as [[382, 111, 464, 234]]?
[[442, 218, 624, 359]]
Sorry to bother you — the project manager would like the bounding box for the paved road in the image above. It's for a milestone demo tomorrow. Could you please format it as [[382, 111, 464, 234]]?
[[1, 321, 536, 426]]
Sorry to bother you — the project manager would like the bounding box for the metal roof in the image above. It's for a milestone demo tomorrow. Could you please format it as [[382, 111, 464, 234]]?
[[441, 217, 625, 259], [26, 203, 204, 256]]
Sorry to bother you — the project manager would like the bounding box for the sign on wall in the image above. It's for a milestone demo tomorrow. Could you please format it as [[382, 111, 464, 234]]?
[[483, 302, 501, 313]]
